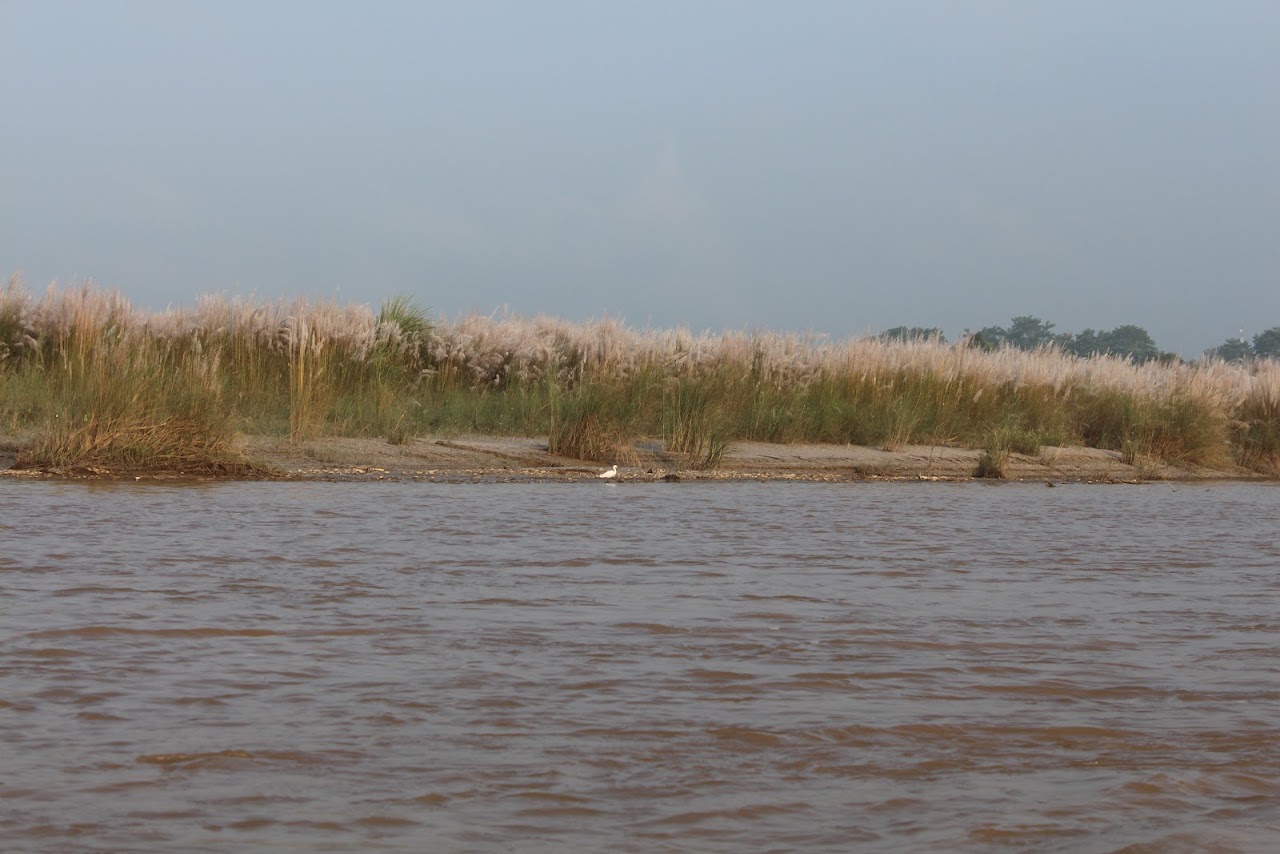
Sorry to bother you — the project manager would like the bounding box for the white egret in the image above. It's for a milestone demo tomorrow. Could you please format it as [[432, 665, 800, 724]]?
[[597, 464, 619, 479]]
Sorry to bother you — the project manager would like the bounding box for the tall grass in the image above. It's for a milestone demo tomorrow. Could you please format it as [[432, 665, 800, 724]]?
[[2, 277, 1278, 473], [3, 284, 265, 474], [1233, 369, 1280, 473]]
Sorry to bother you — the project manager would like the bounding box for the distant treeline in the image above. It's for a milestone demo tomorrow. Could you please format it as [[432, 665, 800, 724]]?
[[880, 316, 1280, 364]]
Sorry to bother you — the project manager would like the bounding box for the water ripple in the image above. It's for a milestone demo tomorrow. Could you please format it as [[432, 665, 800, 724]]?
[[2, 480, 1278, 851]]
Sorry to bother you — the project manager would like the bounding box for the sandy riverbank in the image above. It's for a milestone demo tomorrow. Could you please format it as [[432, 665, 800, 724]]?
[[1, 433, 1270, 483], [133, 435, 1280, 482]]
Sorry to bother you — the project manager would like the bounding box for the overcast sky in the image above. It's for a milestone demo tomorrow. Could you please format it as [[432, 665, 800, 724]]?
[[3, 1, 1277, 355]]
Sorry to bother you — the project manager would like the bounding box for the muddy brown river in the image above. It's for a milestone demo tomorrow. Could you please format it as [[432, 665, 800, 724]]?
[[2, 480, 1278, 851]]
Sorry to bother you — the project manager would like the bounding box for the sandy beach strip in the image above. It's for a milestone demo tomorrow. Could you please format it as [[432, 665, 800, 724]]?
[[1, 433, 1270, 483], [227, 435, 1268, 483]]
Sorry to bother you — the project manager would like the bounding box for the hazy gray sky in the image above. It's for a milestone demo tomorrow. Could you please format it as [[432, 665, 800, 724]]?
[[3, 1, 1277, 355]]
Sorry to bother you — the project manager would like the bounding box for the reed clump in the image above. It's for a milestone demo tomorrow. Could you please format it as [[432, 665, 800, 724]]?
[[2, 277, 1278, 474], [548, 380, 639, 466], [4, 284, 268, 475], [1232, 370, 1280, 474]]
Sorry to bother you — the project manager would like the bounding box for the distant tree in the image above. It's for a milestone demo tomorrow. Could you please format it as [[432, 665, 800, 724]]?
[[1067, 324, 1161, 362], [975, 316, 1070, 351], [1003, 315, 1061, 350], [1069, 329, 1103, 357], [879, 326, 946, 344], [1099, 325, 1160, 362], [1209, 337, 1254, 363], [1253, 327, 1280, 360], [971, 316, 1168, 360]]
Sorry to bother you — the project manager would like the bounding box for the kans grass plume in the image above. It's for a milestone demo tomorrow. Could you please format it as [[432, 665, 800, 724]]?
[[1, 276, 1278, 474]]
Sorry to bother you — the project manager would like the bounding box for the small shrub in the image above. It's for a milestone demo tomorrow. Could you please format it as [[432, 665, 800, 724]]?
[[974, 448, 1008, 479], [689, 433, 729, 470], [974, 426, 1017, 478]]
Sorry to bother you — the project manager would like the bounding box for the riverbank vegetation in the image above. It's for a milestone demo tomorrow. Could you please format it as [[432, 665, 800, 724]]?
[[2, 279, 1278, 475]]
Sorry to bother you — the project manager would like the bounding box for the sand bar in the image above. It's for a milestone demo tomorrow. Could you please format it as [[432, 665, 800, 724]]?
[[1, 433, 1271, 483]]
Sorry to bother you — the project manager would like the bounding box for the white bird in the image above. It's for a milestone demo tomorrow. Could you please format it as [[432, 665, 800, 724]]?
[[597, 464, 618, 479]]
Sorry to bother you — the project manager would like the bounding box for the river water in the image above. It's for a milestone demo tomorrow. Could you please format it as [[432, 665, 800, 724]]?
[[2, 480, 1278, 852]]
